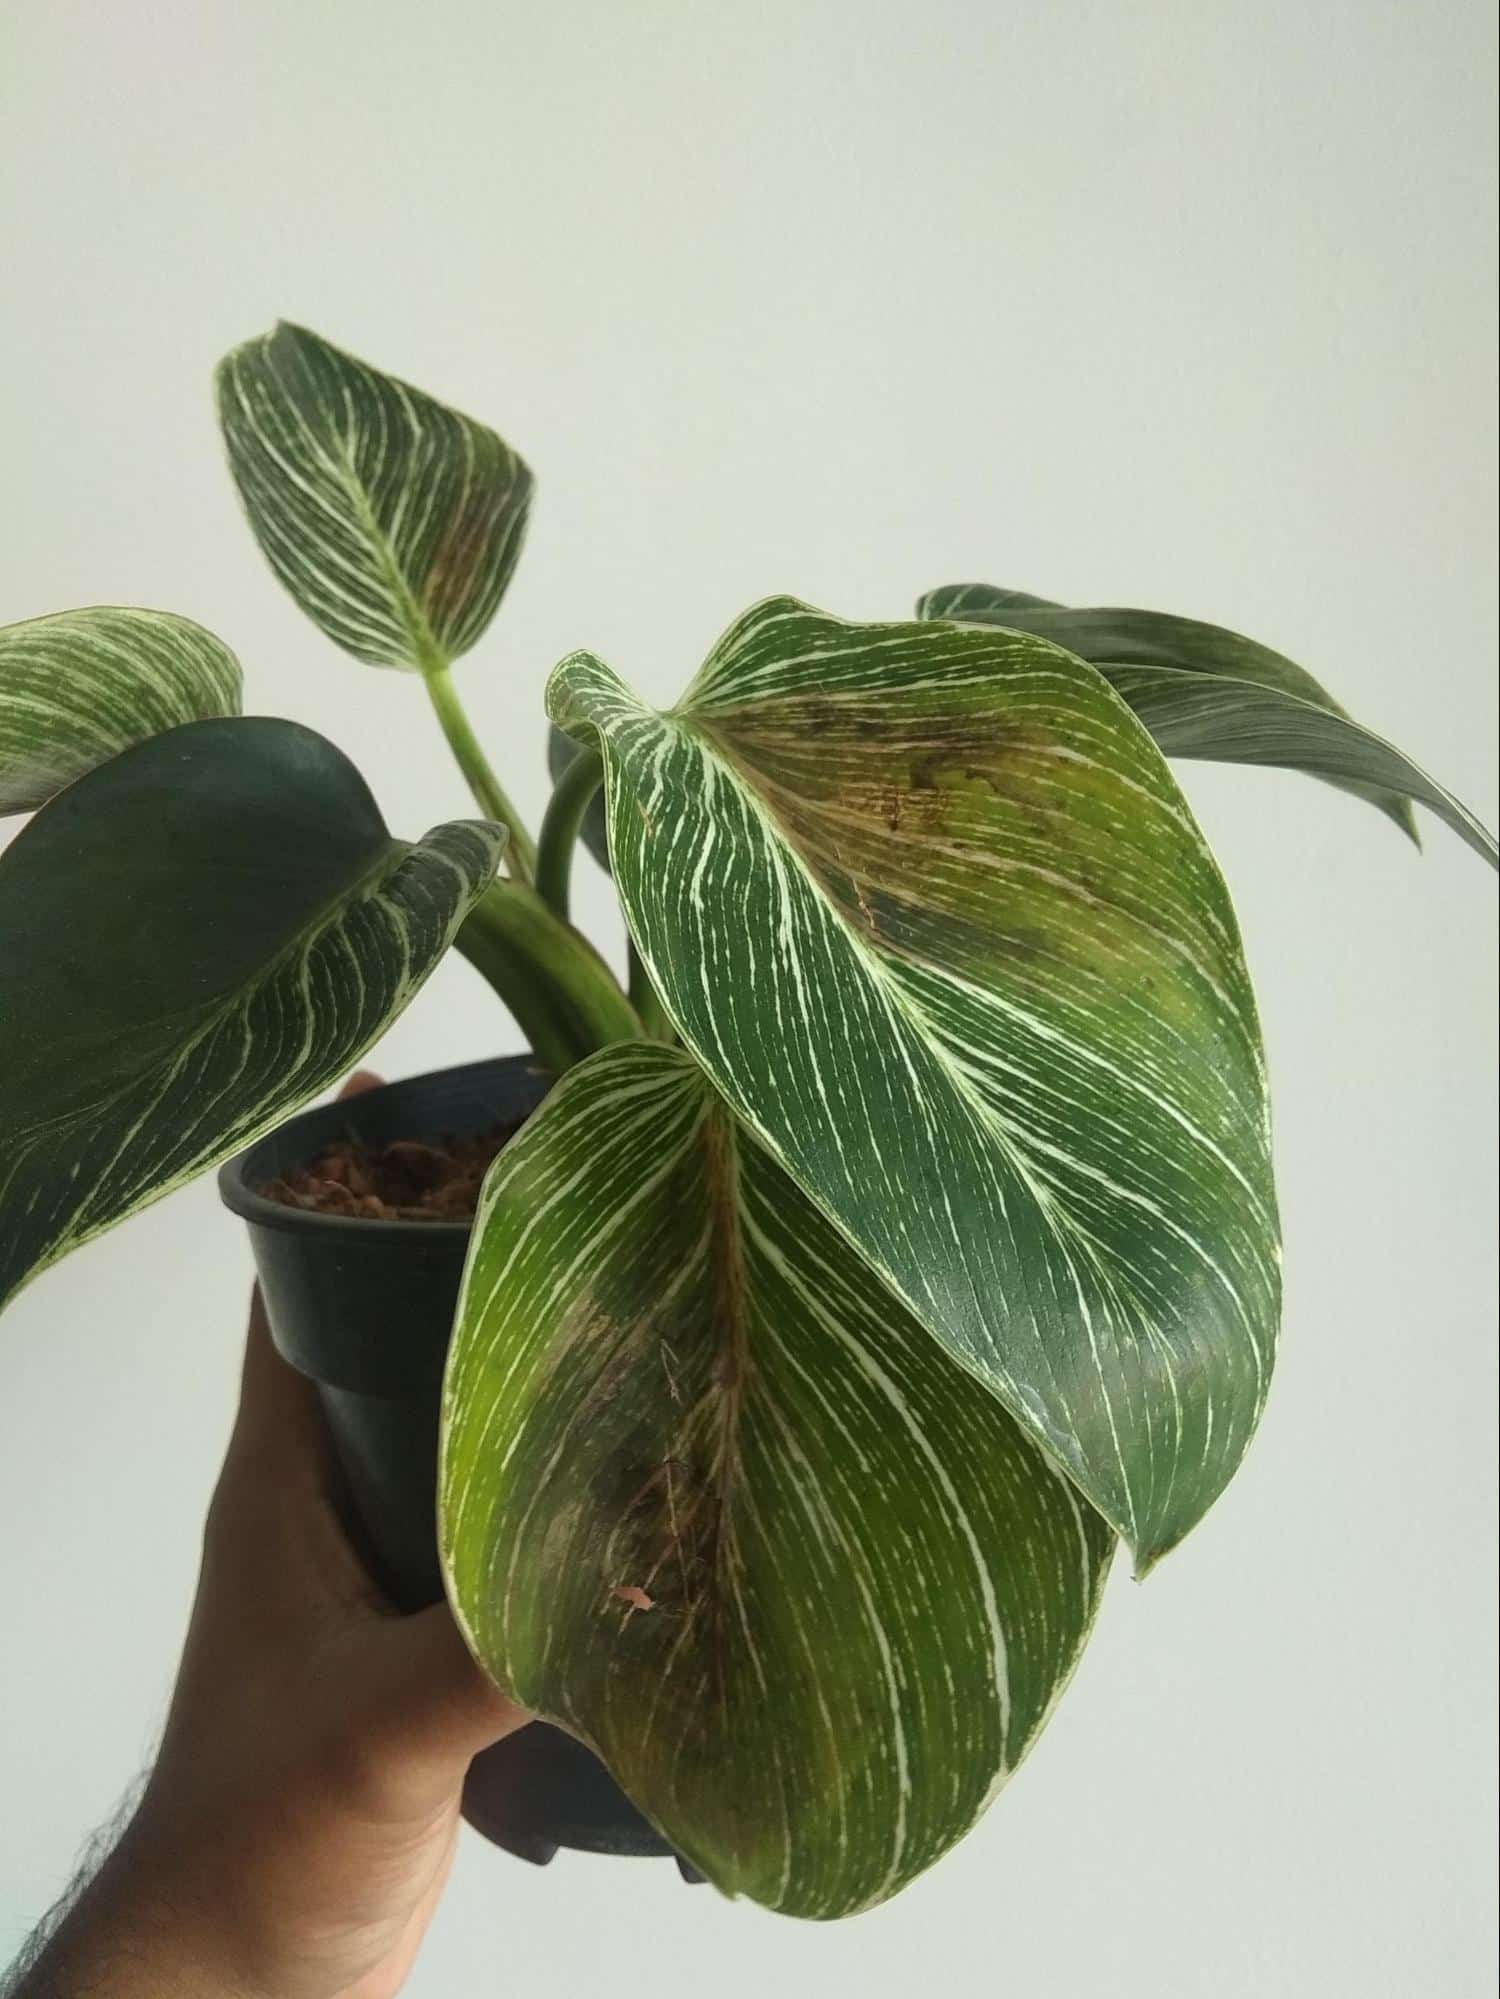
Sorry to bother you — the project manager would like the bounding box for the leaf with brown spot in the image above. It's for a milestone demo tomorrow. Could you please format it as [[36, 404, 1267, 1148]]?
[[546, 599, 1280, 1570], [918, 582, 1497, 867], [441, 1042, 1111, 1918]]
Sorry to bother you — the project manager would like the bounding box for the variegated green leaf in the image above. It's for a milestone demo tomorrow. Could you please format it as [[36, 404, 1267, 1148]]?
[[919, 583, 1498, 868], [548, 600, 1280, 1570], [217, 322, 532, 671], [441, 1041, 1113, 1917], [0, 607, 241, 816], [0, 718, 502, 1312]]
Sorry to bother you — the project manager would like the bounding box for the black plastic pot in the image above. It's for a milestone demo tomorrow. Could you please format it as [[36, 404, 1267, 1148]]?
[[219, 1056, 690, 1874]]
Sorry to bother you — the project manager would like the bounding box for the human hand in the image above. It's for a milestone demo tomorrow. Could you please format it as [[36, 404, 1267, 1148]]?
[[19, 1073, 527, 1999]]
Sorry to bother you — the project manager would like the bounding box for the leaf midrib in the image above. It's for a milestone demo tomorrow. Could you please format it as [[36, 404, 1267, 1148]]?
[[697, 1102, 751, 1702], [268, 334, 450, 674]]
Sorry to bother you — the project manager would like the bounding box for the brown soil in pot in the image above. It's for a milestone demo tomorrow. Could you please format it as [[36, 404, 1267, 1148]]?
[[258, 1121, 525, 1223]]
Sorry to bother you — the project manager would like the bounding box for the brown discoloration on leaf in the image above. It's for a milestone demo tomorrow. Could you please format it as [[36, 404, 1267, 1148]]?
[[423, 492, 506, 635], [698, 696, 1220, 1006], [547, 1111, 754, 1702]]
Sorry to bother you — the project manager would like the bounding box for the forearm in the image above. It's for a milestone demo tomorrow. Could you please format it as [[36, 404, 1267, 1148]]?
[[5, 1815, 260, 1999], [8, 1277, 513, 1999]]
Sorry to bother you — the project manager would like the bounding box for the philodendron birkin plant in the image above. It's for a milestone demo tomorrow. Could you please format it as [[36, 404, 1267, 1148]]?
[[1, 325, 1495, 1919]]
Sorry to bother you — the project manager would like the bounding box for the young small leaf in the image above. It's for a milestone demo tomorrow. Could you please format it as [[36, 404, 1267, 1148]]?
[[217, 323, 532, 672], [919, 583, 1498, 867], [0, 718, 503, 1312], [549, 601, 1281, 1573], [0, 607, 241, 816], [441, 1041, 1113, 1917]]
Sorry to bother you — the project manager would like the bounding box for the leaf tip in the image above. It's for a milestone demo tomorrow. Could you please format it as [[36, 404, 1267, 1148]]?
[[543, 648, 629, 732]]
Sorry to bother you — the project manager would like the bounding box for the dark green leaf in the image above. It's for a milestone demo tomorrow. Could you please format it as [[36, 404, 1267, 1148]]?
[[0, 607, 241, 817], [549, 600, 1280, 1570], [442, 1041, 1113, 1916], [0, 718, 503, 1311], [919, 583, 1497, 867]]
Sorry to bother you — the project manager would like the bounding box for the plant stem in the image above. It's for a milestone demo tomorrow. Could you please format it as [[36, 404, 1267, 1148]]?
[[455, 880, 643, 1071], [422, 658, 538, 884], [535, 747, 603, 920], [628, 940, 677, 1042]]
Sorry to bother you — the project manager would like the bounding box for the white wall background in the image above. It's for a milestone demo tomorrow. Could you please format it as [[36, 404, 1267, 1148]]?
[[1, 2, 1495, 1993]]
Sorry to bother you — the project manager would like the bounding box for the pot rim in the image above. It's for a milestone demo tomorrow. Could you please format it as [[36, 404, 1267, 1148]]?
[[217, 1053, 551, 1245]]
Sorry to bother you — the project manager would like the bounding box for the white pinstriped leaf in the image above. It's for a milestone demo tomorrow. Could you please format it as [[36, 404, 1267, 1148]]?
[[919, 583, 1498, 868], [217, 323, 532, 671], [0, 607, 241, 816], [549, 599, 1280, 1570], [441, 1041, 1113, 1917], [0, 718, 503, 1311]]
